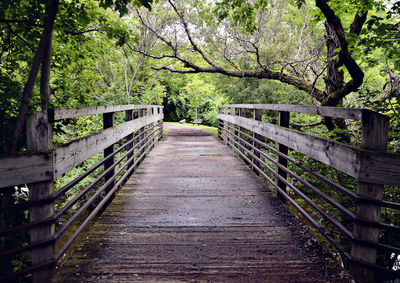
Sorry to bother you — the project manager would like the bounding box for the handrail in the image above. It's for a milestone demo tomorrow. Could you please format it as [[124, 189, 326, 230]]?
[[49, 104, 163, 121], [0, 104, 164, 282], [221, 103, 386, 121], [218, 104, 400, 281]]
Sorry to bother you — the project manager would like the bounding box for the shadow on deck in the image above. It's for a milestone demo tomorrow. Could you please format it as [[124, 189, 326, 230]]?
[[53, 124, 348, 282]]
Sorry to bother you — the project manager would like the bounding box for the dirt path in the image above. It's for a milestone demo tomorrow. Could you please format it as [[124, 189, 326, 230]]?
[[53, 124, 349, 282], [162, 123, 215, 136]]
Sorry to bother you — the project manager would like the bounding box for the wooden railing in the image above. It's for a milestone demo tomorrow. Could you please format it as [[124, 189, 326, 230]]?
[[0, 104, 164, 282], [218, 104, 400, 281]]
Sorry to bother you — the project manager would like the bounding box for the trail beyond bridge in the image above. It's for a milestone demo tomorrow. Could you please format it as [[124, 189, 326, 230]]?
[[1, 104, 400, 282], [53, 124, 342, 282]]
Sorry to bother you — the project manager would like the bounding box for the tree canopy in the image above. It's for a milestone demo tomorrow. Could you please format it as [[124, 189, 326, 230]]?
[[0, 0, 399, 149]]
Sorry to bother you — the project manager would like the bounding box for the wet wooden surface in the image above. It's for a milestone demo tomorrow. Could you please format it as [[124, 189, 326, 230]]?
[[53, 124, 347, 282]]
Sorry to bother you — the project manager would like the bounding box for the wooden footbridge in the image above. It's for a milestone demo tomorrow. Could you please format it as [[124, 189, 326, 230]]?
[[1, 104, 400, 282]]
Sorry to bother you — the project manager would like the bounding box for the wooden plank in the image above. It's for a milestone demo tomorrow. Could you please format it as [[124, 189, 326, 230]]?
[[53, 125, 346, 282], [358, 151, 400, 186], [0, 152, 54, 188], [219, 112, 400, 187], [221, 104, 377, 121], [50, 105, 163, 121], [356, 110, 398, 186], [54, 113, 163, 178], [218, 113, 359, 178]]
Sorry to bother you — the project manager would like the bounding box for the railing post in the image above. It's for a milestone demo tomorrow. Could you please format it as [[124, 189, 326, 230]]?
[[238, 108, 246, 160], [217, 107, 222, 139], [138, 108, 145, 161], [153, 106, 158, 144], [125, 109, 134, 170], [103, 112, 114, 197], [27, 110, 55, 283], [230, 106, 235, 148], [351, 111, 389, 282], [158, 107, 164, 139], [276, 111, 289, 203], [223, 107, 228, 145], [253, 108, 262, 174], [147, 107, 152, 150]]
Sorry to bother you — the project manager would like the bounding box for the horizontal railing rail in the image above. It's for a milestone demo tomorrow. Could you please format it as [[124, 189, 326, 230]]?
[[218, 104, 400, 281], [0, 104, 164, 282]]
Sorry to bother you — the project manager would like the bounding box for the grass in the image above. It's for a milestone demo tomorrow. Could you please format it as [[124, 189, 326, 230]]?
[[165, 122, 218, 135]]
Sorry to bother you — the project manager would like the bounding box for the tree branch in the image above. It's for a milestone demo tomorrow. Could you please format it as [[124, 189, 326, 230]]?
[[154, 61, 325, 101], [349, 9, 368, 35], [6, 22, 35, 52], [126, 42, 175, 60], [167, 0, 219, 69], [315, 0, 364, 105], [63, 28, 99, 35], [137, 1, 326, 102]]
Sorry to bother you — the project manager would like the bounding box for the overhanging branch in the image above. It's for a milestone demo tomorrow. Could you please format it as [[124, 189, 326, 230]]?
[[315, 0, 365, 105]]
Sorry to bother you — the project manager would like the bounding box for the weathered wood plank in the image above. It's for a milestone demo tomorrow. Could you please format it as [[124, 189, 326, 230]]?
[[54, 113, 163, 177], [220, 112, 400, 187], [0, 152, 54, 188], [218, 113, 359, 178], [222, 104, 382, 121], [358, 150, 400, 186], [50, 105, 163, 121], [53, 124, 346, 282]]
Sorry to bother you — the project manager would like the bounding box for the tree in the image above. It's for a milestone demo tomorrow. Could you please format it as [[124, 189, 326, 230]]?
[[184, 75, 216, 119], [132, 0, 388, 131], [2, 0, 156, 153]]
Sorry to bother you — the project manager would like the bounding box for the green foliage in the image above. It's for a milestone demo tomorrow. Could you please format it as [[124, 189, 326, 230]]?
[[215, 0, 268, 33], [359, 2, 400, 67], [2, 0, 400, 276]]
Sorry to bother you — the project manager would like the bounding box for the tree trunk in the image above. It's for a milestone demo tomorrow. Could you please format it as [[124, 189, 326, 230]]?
[[40, 28, 53, 110], [324, 23, 344, 97], [322, 22, 350, 141], [10, 0, 59, 152]]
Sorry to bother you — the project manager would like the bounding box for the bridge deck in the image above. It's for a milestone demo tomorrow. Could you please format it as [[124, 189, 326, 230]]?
[[54, 124, 346, 282]]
